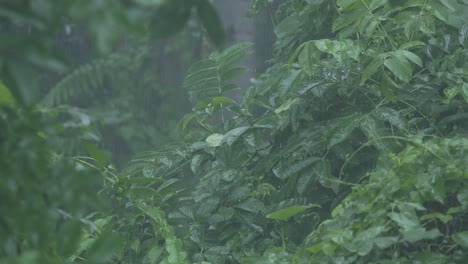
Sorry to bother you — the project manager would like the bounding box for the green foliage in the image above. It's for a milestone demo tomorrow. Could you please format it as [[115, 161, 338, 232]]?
[[305, 136, 468, 263], [0, 0, 225, 106], [95, 0, 468, 259], [0, 86, 106, 263], [0, 1, 224, 262], [184, 42, 252, 103], [40, 44, 181, 162], [3, 0, 468, 263], [96, 0, 466, 262]]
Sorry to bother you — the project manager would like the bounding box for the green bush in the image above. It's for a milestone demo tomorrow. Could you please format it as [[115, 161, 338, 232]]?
[[2, 0, 468, 263], [90, 0, 468, 262]]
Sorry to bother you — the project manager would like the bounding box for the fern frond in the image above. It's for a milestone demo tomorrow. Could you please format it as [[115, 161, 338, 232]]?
[[42, 60, 107, 106], [184, 42, 252, 102], [42, 51, 144, 107]]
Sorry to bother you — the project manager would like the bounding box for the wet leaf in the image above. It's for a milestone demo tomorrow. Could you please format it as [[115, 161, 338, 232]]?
[[206, 133, 224, 147], [266, 204, 320, 220]]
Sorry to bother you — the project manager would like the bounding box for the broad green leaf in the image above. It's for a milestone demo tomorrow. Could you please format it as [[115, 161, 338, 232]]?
[[197, 197, 220, 217], [266, 204, 320, 220], [289, 42, 307, 65], [373, 236, 399, 249], [220, 67, 246, 83], [219, 42, 252, 70], [204, 253, 225, 264], [196, 0, 225, 46], [396, 50, 422, 67], [278, 68, 301, 96], [274, 156, 321, 180], [234, 198, 264, 213], [0, 82, 16, 106], [191, 153, 208, 174], [211, 96, 236, 105], [206, 133, 224, 147], [460, 24, 468, 47], [420, 212, 452, 223], [401, 227, 440, 243], [337, 0, 360, 10], [384, 56, 412, 83], [314, 39, 332, 53], [145, 246, 163, 264], [440, 0, 459, 11], [275, 15, 300, 38], [185, 59, 217, 79], [184, 69, 217, 88], [347, 228, 380, 256], [374, 107, 407, 130], [399, 41, 426, 50], [297, 172, 314, 194], [444, 84, 462, 103], [138, 205, 165, 222], [329, 114, 362, 147], [222, 126, 249, 146], [316, 160, 339, 194], [389, 212, 419, 229], [84, 142, 109, 167], [402, 0, 425, 9], [461, 82, 468, 104], [452, 231, 468, 248], [128, 187, 159, 199], [122, 177, 165, 185], [298, 42, 321, 76], [150, 2, 192, 39], [165, 237, 187, 264], [157, 178, 178, 191], [380, 71, 397, 101], [208, 207, 235, 223], [360, 117, 389, 152], [419, 16, 436, 36], [333, 7, 366, 32], [404, 18, 419, 39], [57, 220, 82, 257], [393, 10, 417, 24], [226, 187, 251, 202], [413, 252, 449, 264], [275, 98, 298, 114], [361, 57, 383, 84], [85, 232, 123, 263], [369, 0, 386, 11], [365, 17, 380, 36]]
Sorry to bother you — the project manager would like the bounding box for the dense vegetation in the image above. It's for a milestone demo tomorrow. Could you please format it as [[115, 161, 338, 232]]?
[[1, 0, 468, 263]]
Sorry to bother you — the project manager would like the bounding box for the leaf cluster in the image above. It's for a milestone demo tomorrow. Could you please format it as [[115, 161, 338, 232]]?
[[42, 0, 468, 263]]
